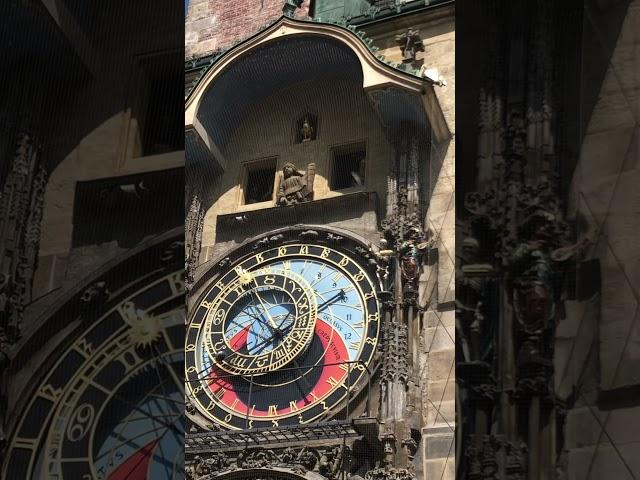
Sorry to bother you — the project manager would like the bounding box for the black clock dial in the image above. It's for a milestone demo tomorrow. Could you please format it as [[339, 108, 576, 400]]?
[[187, 236, 381, 430], [2, 234, 184, 480]]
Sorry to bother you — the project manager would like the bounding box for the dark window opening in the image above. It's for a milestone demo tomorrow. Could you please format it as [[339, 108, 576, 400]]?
[[134, 51, 184, 156], [330, 143, 366, 190], [244, 159, 277, 205], [71, 168, 184, 249]]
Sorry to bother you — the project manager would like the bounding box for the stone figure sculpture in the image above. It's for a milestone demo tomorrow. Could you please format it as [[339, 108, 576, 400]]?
[[301, 117, 314, 142], [277, 162, 315, 206], [395, 29, 424, 63]]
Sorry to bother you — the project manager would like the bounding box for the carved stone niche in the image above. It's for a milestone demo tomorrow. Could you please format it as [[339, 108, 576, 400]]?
[[295, 113, 318, 143]]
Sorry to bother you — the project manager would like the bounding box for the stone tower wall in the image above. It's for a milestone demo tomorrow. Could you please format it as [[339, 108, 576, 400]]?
[[185, 0, 310, 58]]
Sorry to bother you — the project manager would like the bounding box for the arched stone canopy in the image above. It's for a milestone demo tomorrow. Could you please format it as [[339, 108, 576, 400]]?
[[185, 16, 451, 175]]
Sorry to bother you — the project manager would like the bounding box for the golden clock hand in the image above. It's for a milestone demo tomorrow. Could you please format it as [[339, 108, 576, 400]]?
[[245, 303, 275, 331], [251, 284, 278, 329]]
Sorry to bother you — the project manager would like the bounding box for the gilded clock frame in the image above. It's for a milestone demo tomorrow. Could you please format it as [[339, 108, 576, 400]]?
[[2, 231, 185, 480], [186, 226, 383, 430]]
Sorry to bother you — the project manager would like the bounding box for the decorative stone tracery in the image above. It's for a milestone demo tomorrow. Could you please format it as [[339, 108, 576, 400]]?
[[0, 133, 47, 364], [186, 194, 205, 290], [186, 446, 354, 480], [456, 3, 597, 476]]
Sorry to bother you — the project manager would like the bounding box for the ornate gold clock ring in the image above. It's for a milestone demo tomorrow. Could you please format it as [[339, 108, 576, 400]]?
[[202, 269, 317, 376]]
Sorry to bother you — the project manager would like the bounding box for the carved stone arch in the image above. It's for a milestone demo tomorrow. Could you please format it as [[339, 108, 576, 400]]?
[[185, 16, 450, 181], [210, 467, 327, 480]]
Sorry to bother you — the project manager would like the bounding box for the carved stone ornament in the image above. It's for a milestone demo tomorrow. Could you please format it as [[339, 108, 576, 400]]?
[[401, 438, 418, 461], [282, 0, 303, 16], [465, 435, 527, 480], [394, 29, 424, 64], [381, 187, 433, 306], [381, 320, 409, 385], [253, 234, 285, 250], [364, 467, 417, 480], [186, 194, 205, 289], [80, 281, 110, 306], [185, 446, 349, 478], [0, 133, 47, 359], [277, 163, 316, 206]]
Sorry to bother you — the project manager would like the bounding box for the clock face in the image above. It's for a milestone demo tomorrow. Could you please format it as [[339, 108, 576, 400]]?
[[2, 235, 184, 480], [186, 235, 381, 430]]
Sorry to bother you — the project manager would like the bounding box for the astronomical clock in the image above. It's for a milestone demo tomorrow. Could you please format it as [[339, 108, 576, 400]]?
[[2, 230, 185, 480], [186, 227, 382, 432]]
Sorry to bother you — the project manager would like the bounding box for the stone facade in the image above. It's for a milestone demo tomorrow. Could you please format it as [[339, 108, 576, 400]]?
[[186, 0, 310, 57], [0, 2, 184, 478], [559, 1, 640, 478], [455, 1, 640, 479], [185, 2, 455, 480]]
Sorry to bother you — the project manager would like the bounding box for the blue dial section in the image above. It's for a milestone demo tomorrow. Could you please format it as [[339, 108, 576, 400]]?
[[267, 258, 365, 360], [224, 288, 296, 355]]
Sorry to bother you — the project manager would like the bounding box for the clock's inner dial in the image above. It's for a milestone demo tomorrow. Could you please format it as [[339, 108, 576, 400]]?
[[204, 269, 317, 376]]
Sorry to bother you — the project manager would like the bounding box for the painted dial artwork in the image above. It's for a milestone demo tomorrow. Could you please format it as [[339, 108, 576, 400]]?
[[186, 239, 381, 429], [2, 236, 185, 480]]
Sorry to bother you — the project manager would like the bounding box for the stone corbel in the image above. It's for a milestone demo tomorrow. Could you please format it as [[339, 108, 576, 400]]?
[[185, 117, 226, 175]]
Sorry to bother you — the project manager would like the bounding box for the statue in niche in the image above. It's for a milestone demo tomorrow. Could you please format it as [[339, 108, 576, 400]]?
[[395, 29, 424, 64], [398, 225, 429, 305], [295, 114, 317, 143], [277, 162, 315, 206], [301, 117, 314, 142]]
